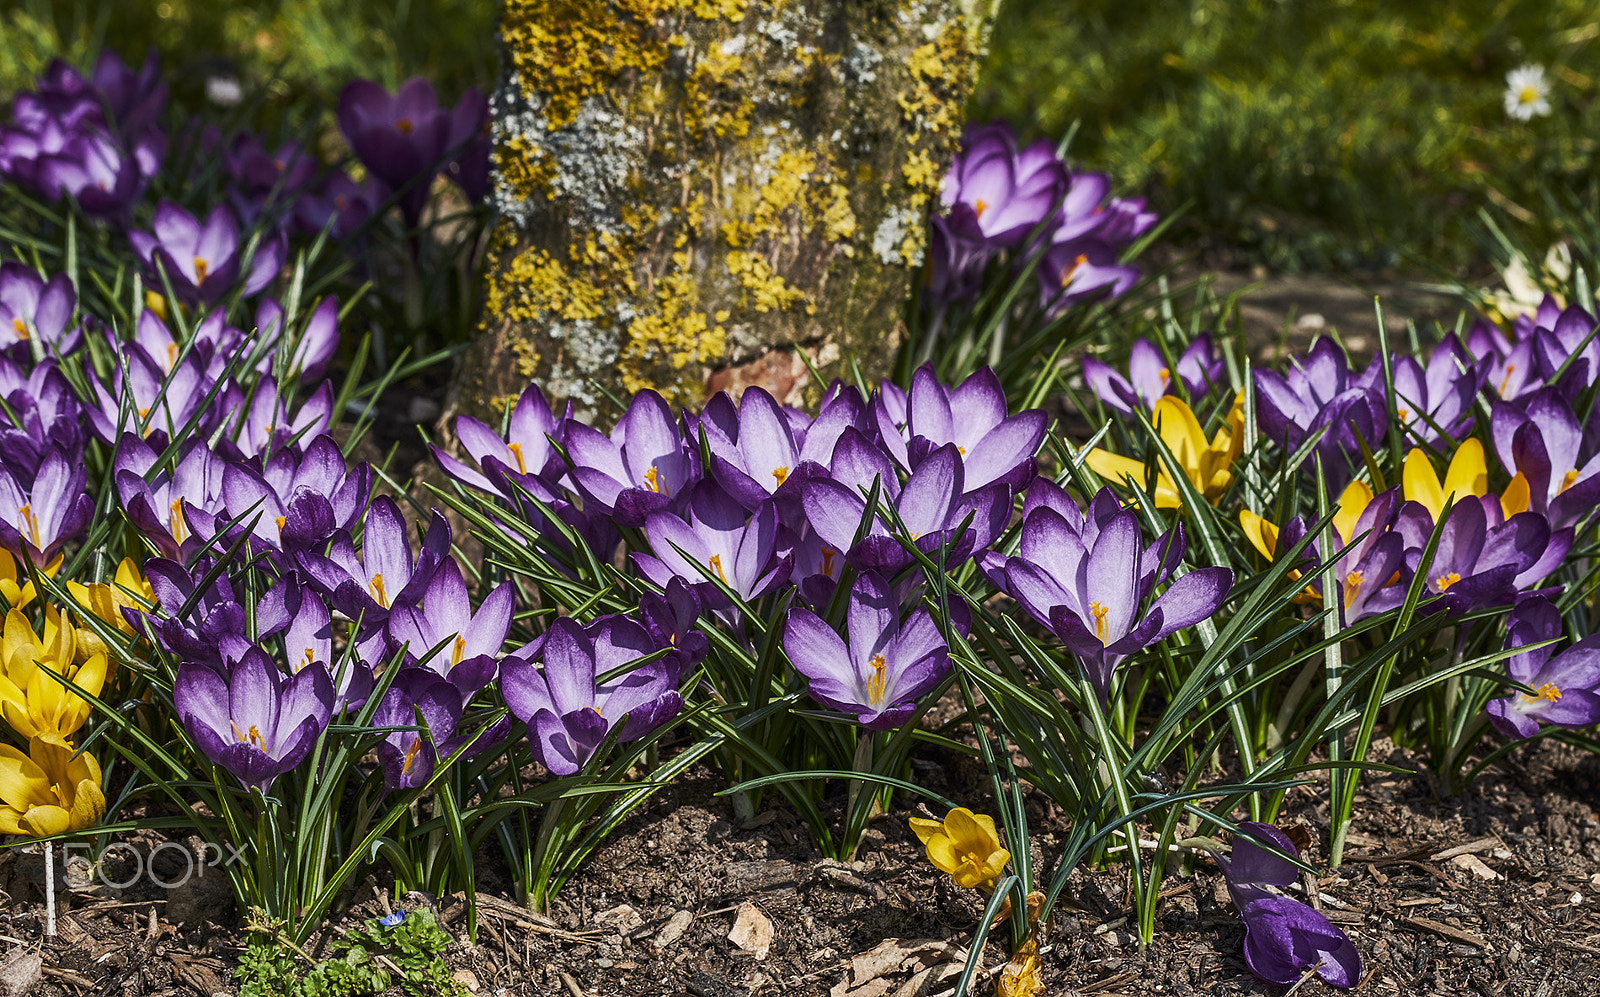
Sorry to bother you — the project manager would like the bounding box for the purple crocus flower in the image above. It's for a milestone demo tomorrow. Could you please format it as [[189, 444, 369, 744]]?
[[1486, 597, 1600, 739], [1464, 317, 1537, 401], [1038, 239, 1138, 314], [90, 49, 167, 143], [782, 570, 950, 730], [637, 579, 709, 680], [1278, 486, 1415, 625], [799, 436, 1007, 575], [174, 646, 334, 793], [252, 296, 341, 384], [1491, 389, 1600, 530], [28, 127, 147, 219], [1083, 335, 1225, 416], [84, 340, 226, 446], [1394, 497, 1569, 615], [1390, 335, 1486, 445], [1209, 822, 1361, 989], [1254, 337, 1387, 474], [0, 359, 83, 484], [434, 382, 567, 499], [0, 262, 77, 355], [113, 434, 227, 558], [500, 616, 682, 776], [939, 122, 1068, 248], [229, 377, 334, 458], [371, 668, 463, 790], [279, 588, 374, 709], [130, 309, 242, 379], [883, 365, 1046, 492], [137, 557, 249, 668], [923, 213, 990, 305], [634, 483, 792, 606], [978, 486, 1230, 698], [564, 389, 697, 526], [700, 386, 822, 511], [191, 436, 371, 552], [1530, 302, 1600, 388], [0, 448, 92, 564], [385, 557, 512, 691], [129, 201, 285, 306], [296, 497, 449, 623], [294, 170, 377, 240], [223, 134, 317, 210], [336, 78, 486, 227]]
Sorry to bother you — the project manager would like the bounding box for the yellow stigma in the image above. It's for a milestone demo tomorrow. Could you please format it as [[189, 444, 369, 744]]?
[[1560, 469, 1580, 494], [771, 466, 789, 486], [10, 317, 26, 339], [401, 738, 422, 775], [866, 653, 888, 707], [708, 554, 727, 583], [369, 572, 390, 609], [507, 441, 527, 474], [166, 342, 178, 369], [1088, 601, 1109, 644], [169, 497, 188, 545], [1158, 367, 1171, 384], [1525, 681, 1562, 704], [274, 515, 286, 533], [193, 257, 208, 284], [1343, 570, 1364, 609], [396, 117, 413, 134], [451, 634, 466, 667], [1498, 365, 1516, 395], [643, 465, 667, 496], [820, 546, 836, 577], [301, 647, 315, 672], [1059, 253, 1088, 289], [973, 198, 988, 218], [17, 504, 39, 549], [1435, 571, 1461, 591]]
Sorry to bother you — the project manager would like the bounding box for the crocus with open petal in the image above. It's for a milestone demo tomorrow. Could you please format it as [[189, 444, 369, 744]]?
[[0, 447, 93, 563], [939, 122, 1068, 249], [0, 359, 84, 485], [1390, 335, 1486, 445], [435, 381, 567, 499], [193, 436, 371, 552], [229, 377, 334, 458], [702, 386, 814, 511], [782, 570, 950, 729], [1086, 394, 1242, 508], [129, 201, 284, 306], [0, 262, 77, 355], [1254, 337, 1386, 475], [1400, 442, 1491, 524], [979, 487, 1231, 698], [1486, 597, 1600, 738], [885, 365, 1046, 492], [372, 668, 464, 790], [385, 557, 512, 692], [137, 557, 249, 668], [500, 616, 683, 776], [1491, 389, 1600, 529], [1038, 239, 1138, 313], [637, 579, 708, 680], [634, 482, 792, 605], [1088, 335, 1224, 415], [1207, 821, 1361, 988], [565, 389, 697, 526], [800, 437, 1006, 575], [84, 341, 225, 446], [0, 737, 105, 837], [174, 646, 333, 793], [337, 78, 486, 227], [113, 435, 226, 558], [907, 807, 1010, 890], [252, 296, 342, 385], [1394, 496, 1569, 614], [297, 497, 449, 624]]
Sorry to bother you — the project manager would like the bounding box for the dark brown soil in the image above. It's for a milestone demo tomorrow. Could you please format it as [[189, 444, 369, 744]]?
[[2, 735, 1599, 997]]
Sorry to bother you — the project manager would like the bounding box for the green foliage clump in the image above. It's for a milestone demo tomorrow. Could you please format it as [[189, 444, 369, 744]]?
[[236, 908, 467, 997], [979, 0, 1600, 271]]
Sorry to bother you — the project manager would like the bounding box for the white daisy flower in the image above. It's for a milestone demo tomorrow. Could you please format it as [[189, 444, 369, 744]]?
[[1504, 64, 1552, 121]]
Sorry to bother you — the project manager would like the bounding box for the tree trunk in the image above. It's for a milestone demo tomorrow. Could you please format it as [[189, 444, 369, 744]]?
[[451, 0, 993, 423]]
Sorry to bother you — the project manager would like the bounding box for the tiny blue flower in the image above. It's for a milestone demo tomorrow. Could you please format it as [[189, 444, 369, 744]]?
[[379, 911, 405, 928]]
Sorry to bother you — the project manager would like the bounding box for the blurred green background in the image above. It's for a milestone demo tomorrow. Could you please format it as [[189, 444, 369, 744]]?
[[4, 0, 1597, 275]]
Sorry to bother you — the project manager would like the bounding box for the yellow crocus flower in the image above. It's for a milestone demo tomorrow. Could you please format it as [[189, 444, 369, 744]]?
[[0, 552, 62, 610], [1402, 441, 1489, 522], [909, 807, 1011, 890], [0, 605, 106, 747], [1086, 394, 1243, 509], [67, 557, 155, 663], [0, 737, 105, 837]]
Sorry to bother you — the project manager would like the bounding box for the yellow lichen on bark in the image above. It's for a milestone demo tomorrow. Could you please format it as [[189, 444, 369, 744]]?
[[621, 253, 728, 395]]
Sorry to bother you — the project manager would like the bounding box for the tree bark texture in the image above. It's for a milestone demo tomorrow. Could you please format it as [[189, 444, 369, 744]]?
[[453, 0, 990, 422]]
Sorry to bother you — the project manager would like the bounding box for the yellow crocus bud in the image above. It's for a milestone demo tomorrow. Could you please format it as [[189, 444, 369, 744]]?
[[67, 557, 155, 663], [0, 605, 106, 748]]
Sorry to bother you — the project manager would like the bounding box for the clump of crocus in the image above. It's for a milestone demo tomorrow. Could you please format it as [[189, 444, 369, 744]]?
[[0, 604, 106, 748], [1086, 394, 1242, 508], [0, 737, 105, 836], [782, 570, 950, 730], [909, 806, 1010, 890], [1486, 597, 1600, 738], [1204, 821, 1361, 989]]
